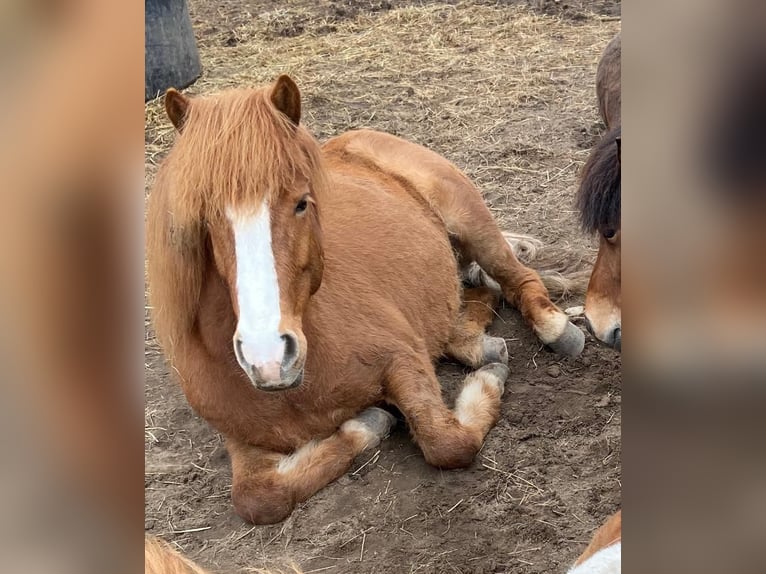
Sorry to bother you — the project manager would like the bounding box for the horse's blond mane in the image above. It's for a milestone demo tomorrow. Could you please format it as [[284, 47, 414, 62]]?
[[147, 85, 328, 357]]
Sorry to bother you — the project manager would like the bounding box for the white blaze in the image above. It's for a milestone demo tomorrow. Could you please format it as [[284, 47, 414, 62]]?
[[228, 206, 283, 369], [568, 541, 621, 574]]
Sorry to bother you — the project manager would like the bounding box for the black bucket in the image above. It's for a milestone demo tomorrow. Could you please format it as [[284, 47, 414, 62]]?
[[145, 0, 201, 101]]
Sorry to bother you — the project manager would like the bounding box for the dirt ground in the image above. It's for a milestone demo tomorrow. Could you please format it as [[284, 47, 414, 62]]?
[[144, 1, 621, 572]]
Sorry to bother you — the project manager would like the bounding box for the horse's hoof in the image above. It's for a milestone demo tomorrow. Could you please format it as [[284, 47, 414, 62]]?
[[476, 362, 510, 394], [353, 407, 397, 439], [547, 321, 585, 357], [482, 336, 509, 366]]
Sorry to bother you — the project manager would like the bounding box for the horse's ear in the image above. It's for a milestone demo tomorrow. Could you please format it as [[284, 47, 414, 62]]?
[[270, 74, 301, 126], [615, 135, 621, 164], [165, 88, 190, 131]]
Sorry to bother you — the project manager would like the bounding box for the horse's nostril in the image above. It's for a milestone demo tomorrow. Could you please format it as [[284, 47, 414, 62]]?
[[612, 327, 621, 351], [281, 332, 299, 368]]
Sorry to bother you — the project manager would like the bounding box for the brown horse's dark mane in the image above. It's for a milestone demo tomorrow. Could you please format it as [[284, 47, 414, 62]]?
[[156, 87, 327, 225], [576, 125, 621, 232]]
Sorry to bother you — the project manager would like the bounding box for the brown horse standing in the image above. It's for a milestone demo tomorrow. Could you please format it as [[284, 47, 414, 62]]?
[[147, 75, 584, 524], [578, 31, 621, 350]]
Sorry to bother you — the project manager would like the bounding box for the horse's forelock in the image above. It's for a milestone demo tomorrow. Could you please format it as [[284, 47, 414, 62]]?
[[576, 126, 621, 233], [163, 87, 325, 219]]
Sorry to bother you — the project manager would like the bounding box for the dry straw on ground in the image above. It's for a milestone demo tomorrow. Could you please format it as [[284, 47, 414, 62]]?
[[146, 4, 618, 245]]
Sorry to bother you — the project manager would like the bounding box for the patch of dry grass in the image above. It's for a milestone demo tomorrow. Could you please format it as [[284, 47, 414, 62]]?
[[146, 3, 619, 249]]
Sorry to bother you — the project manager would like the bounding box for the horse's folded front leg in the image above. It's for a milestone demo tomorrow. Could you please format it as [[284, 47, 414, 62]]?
[[385, 354, 508, 470], [227, 407, 396, 524]]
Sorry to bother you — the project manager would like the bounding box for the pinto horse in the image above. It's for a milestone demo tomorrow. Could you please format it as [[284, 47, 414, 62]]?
[[147, 75, 584, 524], [578, 31, 621, 350]]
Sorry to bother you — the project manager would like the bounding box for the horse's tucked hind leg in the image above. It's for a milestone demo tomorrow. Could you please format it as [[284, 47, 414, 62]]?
[[227, 407, 395, 524], [385, 352, 508, 469], [438, 177, 584, 356], [447, 287, 508, 368]]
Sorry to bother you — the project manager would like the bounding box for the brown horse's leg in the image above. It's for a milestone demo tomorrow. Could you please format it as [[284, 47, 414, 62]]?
[[227, 407, 395, 524], [447, 287, 508, 368], [437, 178, 584, 356], [385, 352, 508, 469]]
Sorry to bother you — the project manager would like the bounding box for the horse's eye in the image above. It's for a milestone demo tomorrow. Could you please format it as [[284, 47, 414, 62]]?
[[603, 229, 616, 240], [295, 197, 308, 215]]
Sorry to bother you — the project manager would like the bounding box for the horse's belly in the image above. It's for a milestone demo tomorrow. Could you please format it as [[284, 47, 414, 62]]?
[[317, 175, 460, 352]]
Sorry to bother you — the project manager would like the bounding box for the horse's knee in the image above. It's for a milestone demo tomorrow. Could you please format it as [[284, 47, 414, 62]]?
[[232, 482, 294, 525], [420, 431, 481, 470]]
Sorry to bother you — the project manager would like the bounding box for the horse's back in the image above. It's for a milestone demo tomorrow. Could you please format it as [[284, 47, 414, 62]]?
[[323, 129, 480, 215], [597, 32, 621, 128]]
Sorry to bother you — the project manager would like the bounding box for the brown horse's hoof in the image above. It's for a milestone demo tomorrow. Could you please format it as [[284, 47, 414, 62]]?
[[547, 320, 585, 357], [482, 336, 509, 366], [352, 407, 397, 439], [476, 362, 510, 393]]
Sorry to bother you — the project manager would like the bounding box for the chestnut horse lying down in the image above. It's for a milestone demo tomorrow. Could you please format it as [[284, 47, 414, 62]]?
[[147, 75, 584, 524], [568, 510, 622, 573]]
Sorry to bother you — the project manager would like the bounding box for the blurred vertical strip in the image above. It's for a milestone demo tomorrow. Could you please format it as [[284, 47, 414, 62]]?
[[626, 0, 766, 573], [0, 1, 143, 572], [627, 0, 766, 382]]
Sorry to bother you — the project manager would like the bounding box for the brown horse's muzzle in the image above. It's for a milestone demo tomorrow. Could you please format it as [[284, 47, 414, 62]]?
[[584, 314, 621, 352], [233, 330, 306, 391]]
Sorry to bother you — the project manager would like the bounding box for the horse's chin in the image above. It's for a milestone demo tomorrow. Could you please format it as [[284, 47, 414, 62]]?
[[251, 369, 304, 392], [584, 315, 621, 352]]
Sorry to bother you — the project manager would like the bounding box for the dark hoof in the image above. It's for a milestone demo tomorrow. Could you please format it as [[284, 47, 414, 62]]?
[[547, 321, 585, 357], [482, 336, 509, 366], [477, 362, 510, 390], [354, 406, 397, 438]]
